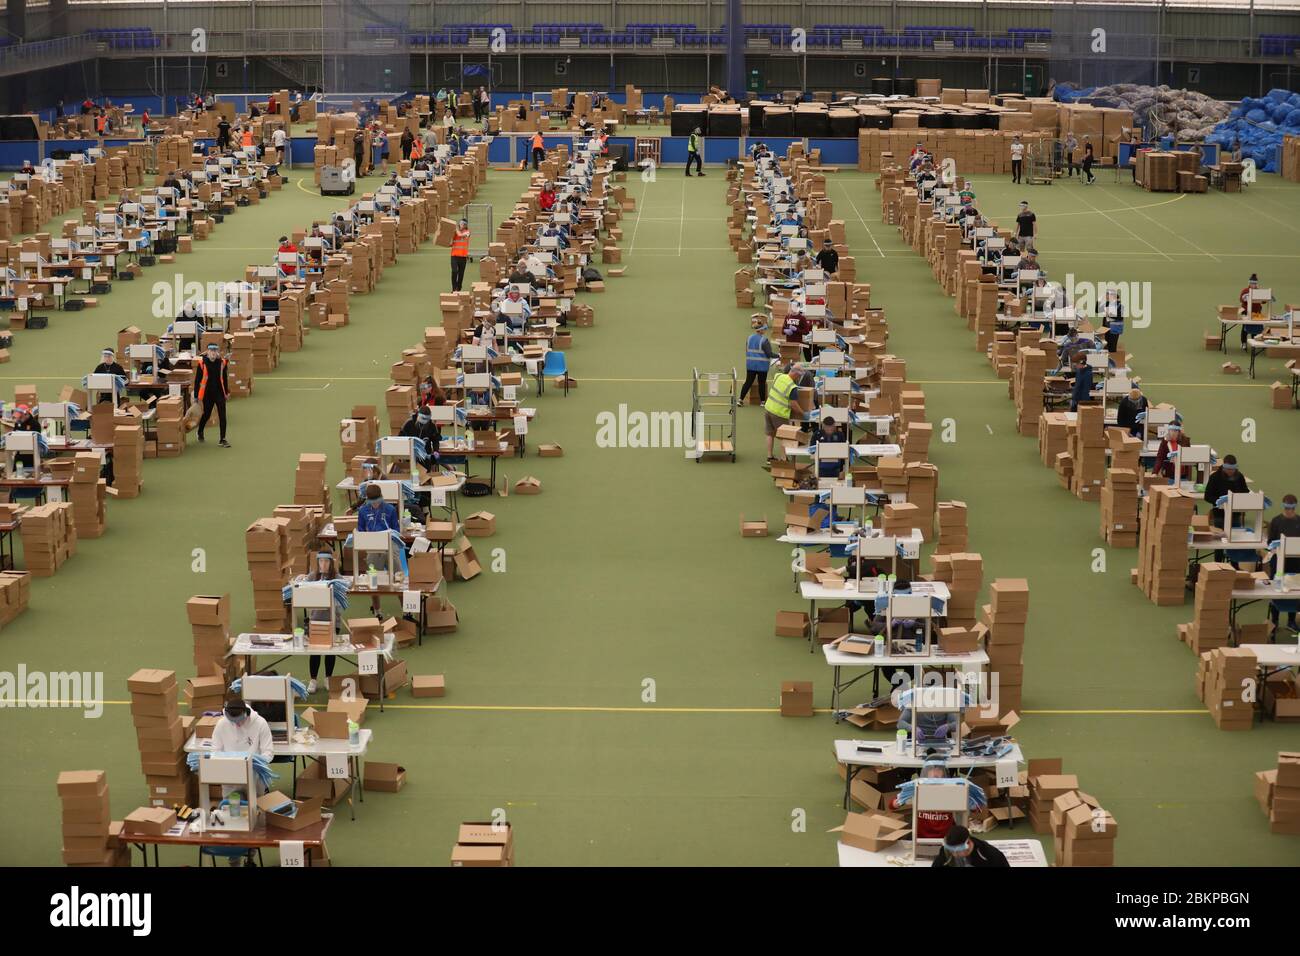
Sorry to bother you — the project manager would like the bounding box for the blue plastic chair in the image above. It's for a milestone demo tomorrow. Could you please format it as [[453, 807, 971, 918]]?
[[541, 350, 569, 396], [200, 845, 263, 866]]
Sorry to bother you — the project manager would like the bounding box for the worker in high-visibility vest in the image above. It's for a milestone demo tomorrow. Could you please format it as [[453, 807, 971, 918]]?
[[194, 342, 231, 447], [531, 131, 545, 171], [450, 219, 471, 293], [240, 127, 254, 149], [740, 315, 776, 405], [686, 127, 703, 177], [763, 360, 802, 463]]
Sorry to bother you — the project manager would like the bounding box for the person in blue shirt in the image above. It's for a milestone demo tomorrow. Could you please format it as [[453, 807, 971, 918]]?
[[1069, 352, 1094, 412], [809, 416, 847, 479], [356, 483, 400, 614]]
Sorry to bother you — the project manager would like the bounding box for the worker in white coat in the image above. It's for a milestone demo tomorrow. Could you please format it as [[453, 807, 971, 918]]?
[[211, 697, 274, 763]]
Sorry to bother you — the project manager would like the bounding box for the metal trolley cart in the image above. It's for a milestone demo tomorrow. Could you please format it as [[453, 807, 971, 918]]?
[[690, 367, 737, 462]]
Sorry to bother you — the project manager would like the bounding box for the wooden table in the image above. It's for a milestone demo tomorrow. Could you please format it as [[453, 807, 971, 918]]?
[[126, 814, 334, 867]]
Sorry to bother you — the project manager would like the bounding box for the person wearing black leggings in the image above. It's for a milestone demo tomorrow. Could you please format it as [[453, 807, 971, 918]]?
[[304, 551, 341, 695]]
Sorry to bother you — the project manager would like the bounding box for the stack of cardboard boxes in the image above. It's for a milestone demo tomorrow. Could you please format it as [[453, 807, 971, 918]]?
[[451, 821, 515, 867], [931, 552, 982, 628], [154, 395, 186, 458], [1178, 562, 1235, 653], [1066, 405, 1107, 501], [188, 593, 235, 683], [227, 331, 255, 398], [275, 505, 325, 577], [278, 286, 307, 351], [293, 453, 330, 509], [1136, 485, 1195, 605], [128, 668, 197, 810], [903, 463, 938, 539], [18, 502, 76, 577], [981, 578, 1028, 715], [1196, 646, 1258, 730], [57, 770, 128, 867], [341, 405, 380, 466], [1014, 347, 1050, 437], [1051, 787, 1119, 867], [113, 423, 144, 497], [935, 500, 969, 554], [0, 567, 30, 629], [1027, 762, 1076, 835], [68, 452, 107, 538], [246, 517, 291, 632], [1255, 752, 1300, 835], [1100, 468, 1140, 547]]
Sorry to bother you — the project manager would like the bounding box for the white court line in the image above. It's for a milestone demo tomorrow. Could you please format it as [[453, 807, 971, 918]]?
[[626, 177, 648, 254], [833, 180, 886, 258], [1245, 198, 1300, 237], [677, 176, 687, 257], [1106, 190, 1220, 262], [1063, 186, 1173, 262]]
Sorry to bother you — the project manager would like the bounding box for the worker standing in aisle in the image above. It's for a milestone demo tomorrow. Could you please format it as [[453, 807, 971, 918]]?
[[531, 130, 545, 170], [1009, 135, 1024, 184], [740, 316, 776, 405], [686, 127, 704, 177], [195, 342, 231, 447], [450, 219, 471, 293]]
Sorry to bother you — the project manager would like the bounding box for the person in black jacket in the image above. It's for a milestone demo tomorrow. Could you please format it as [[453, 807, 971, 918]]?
[[1205, 454, 1249, 529], [399, 407, 441, 472], [194, 342, 230, 447], [94, 348, 127, 380], [931, 825, 1010, 868], [1115, 386, 1148, 438], [814, 238, 839, 276]]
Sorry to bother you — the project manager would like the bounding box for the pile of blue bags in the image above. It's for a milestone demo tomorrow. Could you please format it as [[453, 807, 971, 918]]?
[[1205, 88, 1300, 173]]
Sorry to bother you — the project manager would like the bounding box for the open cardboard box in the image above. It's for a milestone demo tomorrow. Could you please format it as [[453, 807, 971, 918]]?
[[364, 761, 407, 793], [740, 514, 769, 537], [830, 810, 910, 852], [258, 791, 323, 831]]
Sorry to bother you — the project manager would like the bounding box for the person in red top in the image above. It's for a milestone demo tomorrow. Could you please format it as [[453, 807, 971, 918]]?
[[782, 306, 813, 361], [277, 236, 298, 276], [888, 757, 955, 843], [140, 109, 151, 129], [1238, 273, 1268, 348], [538, 182, 557, 212], [1152, 421, 1190, 481]]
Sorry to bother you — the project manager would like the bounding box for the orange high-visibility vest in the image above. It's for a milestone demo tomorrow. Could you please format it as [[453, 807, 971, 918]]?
[[411, 138, 424, 160], [532, 133, 544, 151], [451, 229, 470, 258], [240, 129, 254, 148], [196, 356, 228, 402]]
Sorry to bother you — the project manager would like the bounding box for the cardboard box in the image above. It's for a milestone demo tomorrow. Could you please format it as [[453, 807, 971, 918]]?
[[122, 807, 177, 836], [780, 680, 814, 717], [412, 674, 445, 698], [514, 476, 542, 494], [301, 707, 350, 740], [257, 792, 323, 831], [774, 610, 809, 638], [538, 443, 564, 457], [363, 761, 407, 792], [56, 770, 107, 798], [185, 594, 231, 626], [463, 511, 496, 537], [831, 810, 910, 852], [740, 514, 769, 537]]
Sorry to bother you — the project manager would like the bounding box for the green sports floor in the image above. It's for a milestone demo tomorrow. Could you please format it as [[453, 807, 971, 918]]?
[[1, 162, 1298, 867]]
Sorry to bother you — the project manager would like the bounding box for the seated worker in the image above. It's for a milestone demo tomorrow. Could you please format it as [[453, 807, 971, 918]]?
[[506, 258, 535, 288], [808, 416, 847, 479], [1152, 421, 1190, 480], [538, 182, 557, 211], [782, 306, 813, 361], [277, 236, 298, 275], [211, 696, 273, 764], [1239, 273, 1268, 348], [1204, 454, 1249, 529], [896, 686, 972, 745], [1068, 352, 1094, 412], [932, 824, 1010, 868], [417, 376, 445, 410], [1101, 287, 1124, 353], [1055, 327, 1094, 372], [356, 483, 400, 614], [1116, 386, 1148, 438], [1267, 494, 1300, 636], [887, 757, 955, 844], [93, 347, 127, 380], [7, 404, 41, 479], [814, 238, 839, 276], [399, 406, 442, 472], [493, 287, 532, 330]]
